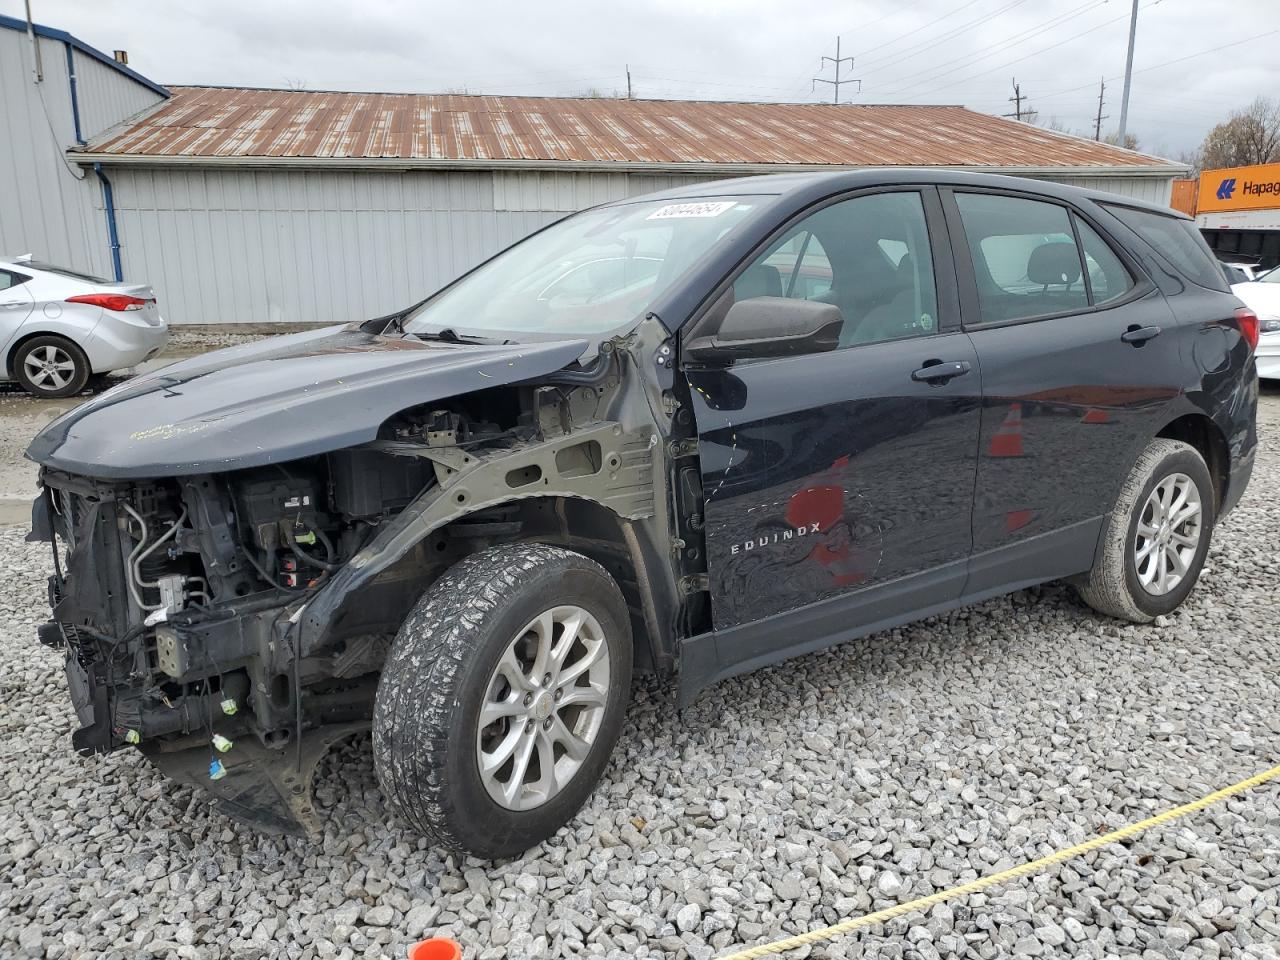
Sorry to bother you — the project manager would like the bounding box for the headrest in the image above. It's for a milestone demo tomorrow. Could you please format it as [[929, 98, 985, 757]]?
[[1027, 242, 1082, 286], [736, 263, 783, 300]]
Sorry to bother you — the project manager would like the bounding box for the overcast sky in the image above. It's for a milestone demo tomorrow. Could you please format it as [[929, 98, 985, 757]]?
[[9, 0, 1279, 158]]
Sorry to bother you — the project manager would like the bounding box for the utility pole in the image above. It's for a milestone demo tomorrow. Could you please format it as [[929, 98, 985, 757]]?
[[812, 37, 860, 104], [1117, 0, 1139, 141], [626, 64, 632, 100], [1003, 78, 1026, 122], [1093, 77, 1108, 140]]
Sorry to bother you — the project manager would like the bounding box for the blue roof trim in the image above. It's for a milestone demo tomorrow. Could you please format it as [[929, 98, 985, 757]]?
[[0, 13, 169, 98]]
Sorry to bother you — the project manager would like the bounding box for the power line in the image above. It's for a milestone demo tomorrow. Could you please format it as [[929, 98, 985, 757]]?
[[900, 4, 1144, 94], [846, 0, 985, 61], [856, 0, 1033, 75], [1034, 27, 1280, 104], [869, 0, 1107, 94]]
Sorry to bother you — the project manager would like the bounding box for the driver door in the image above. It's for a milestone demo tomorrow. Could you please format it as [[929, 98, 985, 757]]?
[[684, 187, 983, 641]]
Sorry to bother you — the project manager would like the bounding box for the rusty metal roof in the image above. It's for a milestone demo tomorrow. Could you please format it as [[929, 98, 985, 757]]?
[[78, 85, 1178, 172]]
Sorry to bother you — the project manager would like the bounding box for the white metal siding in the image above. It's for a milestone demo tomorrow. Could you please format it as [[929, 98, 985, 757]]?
[[0, 30, 106, 274], [104, 165, 1179, 326], [1033, 174, 1173, 206], [107, 168, 560, 325], [71, 49, 163, 141]]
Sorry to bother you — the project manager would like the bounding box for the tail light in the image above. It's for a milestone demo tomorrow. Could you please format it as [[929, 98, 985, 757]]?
[[1234, 307, 1259, 352], [66, 293, 151, 312]]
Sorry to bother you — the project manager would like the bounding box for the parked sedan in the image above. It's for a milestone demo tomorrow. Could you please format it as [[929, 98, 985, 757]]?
[[1230, 268, 1280, 380], [0, 257, 168, 398]]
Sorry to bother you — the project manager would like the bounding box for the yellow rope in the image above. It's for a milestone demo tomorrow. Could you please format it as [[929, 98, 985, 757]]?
[[718, 762, 1280, 959]]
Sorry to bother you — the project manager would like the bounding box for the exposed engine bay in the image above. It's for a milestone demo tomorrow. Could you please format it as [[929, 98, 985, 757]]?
[[29, 326, 691, 833]]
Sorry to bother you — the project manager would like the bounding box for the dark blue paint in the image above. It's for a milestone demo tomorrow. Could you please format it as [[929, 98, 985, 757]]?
[[0, 13, 169, 97], [26, 325, 588, 478], [93, 163, 123, 282], [688, 332, 981, 628]]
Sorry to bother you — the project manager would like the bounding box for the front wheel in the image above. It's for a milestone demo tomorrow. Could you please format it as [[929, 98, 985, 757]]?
[[1076, 438, 1215, 622], [373, 543, 632, 857]]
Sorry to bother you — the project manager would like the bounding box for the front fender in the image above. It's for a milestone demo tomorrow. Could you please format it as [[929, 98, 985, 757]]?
[[298, 421, 658, 657]]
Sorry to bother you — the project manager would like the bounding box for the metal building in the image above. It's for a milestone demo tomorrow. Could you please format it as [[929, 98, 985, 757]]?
[[0, 14, 166, 278], [3, 16, 1188, 327]]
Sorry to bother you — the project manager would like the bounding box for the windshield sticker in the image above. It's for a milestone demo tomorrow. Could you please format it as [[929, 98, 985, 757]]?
[[647, 201, 738, 220]]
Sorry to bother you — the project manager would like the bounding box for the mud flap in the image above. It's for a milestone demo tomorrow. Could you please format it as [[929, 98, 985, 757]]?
[[141, 721, 370, 836]]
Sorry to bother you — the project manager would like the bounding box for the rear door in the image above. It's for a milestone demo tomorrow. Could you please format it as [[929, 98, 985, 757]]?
[[685, 186, 982, 638], [0, 269, 35, 364], [941, 187, 1182, 594]]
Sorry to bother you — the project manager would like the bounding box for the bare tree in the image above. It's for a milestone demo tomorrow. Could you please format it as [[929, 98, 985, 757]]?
[[1176, 145, 1205, 176], [1103, 130, 1140, 151], [1199, 96, 1280, 169]]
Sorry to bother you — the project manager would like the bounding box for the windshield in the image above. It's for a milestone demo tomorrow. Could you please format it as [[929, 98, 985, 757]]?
[[1260, 266, 1280, 283], [404, 197, 761, 337]]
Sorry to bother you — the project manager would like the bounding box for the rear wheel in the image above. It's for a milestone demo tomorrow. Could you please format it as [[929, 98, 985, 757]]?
[[373, 542, 632, 857], [1076, 438, 1215, 622], [12, 335, 91, 398]]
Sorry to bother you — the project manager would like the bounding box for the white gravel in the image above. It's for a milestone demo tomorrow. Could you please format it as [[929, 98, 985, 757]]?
[[1, 388, 1279, 960]]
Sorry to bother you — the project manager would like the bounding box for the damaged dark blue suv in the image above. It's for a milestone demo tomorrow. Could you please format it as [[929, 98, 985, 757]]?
[[29, 170, 1258, 857]]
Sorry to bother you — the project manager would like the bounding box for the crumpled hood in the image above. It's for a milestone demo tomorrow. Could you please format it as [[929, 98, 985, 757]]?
[[27, 324, 589, 478]]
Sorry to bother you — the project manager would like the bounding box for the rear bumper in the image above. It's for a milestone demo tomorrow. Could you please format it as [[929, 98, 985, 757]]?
[[82, 315, 169, 373], [1257, 332, 1280, 380]]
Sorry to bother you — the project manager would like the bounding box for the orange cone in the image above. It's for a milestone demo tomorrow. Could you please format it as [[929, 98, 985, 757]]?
[[409, 938, 462, 960], [987, 402, 1024, 458]]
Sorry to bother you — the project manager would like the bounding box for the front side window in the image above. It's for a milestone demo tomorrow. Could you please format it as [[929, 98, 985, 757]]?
[[955, 193, 1091, 324], [730, 191, 938, 348], [405, 197, 760, 338], [1102, 204, 1228, 292]]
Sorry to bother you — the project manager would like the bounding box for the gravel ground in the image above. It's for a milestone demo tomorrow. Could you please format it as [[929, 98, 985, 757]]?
[[1, 388, 1279, 960]]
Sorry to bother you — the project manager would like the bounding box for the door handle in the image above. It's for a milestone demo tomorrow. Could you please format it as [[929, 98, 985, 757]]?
[[0, 301, 25, 308], [911, 360, 971, 383], [1121, 324, 1161, 345]]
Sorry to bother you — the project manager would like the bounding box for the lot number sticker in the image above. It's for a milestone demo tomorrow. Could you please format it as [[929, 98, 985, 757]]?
[[647, 201, 738, 220]]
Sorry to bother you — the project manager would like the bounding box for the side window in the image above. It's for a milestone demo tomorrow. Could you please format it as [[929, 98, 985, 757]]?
[[1103, 204, 1228, 292], [955, 193, 1089, 324], [1075, 217, 1135, 305], [0, 272, 12, 292], [731, 191, 938, 348]]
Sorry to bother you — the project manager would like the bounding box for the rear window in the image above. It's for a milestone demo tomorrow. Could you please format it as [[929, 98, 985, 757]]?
[[0, 270, 30, 291], [1102, 205, 1228, 292], [23, 260, 108, 284]]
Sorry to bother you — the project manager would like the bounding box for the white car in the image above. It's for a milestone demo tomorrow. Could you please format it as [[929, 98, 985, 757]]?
[[0, 256, 168, 398], [1231, 269, 1280, 381], [1221, 261, 1267, 284]]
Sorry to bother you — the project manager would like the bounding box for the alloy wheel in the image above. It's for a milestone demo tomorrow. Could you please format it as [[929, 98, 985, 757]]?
[[1133, 472, 1203, 596], [475, 605, 611, 811], [23, 344, 77, 391]]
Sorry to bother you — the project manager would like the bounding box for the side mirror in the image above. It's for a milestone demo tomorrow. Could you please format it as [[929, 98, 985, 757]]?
[[684, 297, 843, 365]]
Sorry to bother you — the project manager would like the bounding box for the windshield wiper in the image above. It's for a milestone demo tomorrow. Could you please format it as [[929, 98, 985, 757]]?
[[410, 327, 506, 345]]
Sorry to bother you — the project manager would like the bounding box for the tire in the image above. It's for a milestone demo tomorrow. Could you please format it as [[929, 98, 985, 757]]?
[[373, 542, 633, 857], [12, 335, 91, 399], [1076, 438, 1215, 623]]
